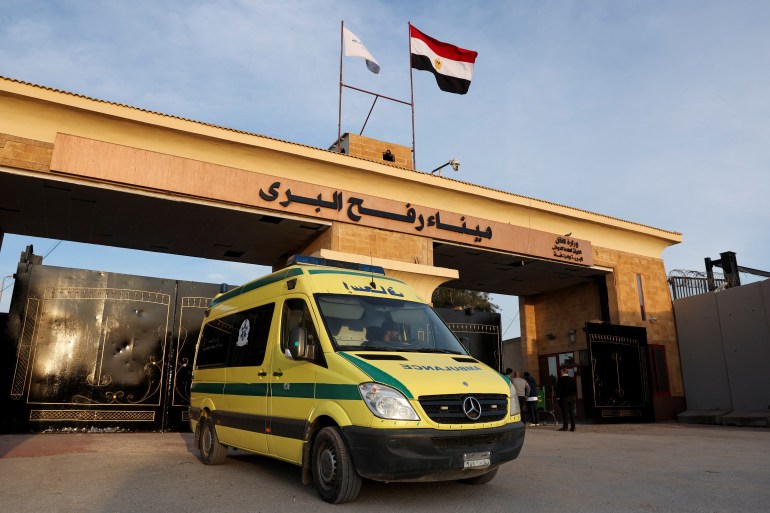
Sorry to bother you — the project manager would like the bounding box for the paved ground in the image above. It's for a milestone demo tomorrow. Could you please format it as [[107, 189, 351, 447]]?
[[1, 422, 768, 512]]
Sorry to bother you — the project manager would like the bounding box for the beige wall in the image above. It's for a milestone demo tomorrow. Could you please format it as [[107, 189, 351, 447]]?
[[520, 245, 683, 401], [302, 223, 433, 267], [595, 247, 682, 397]]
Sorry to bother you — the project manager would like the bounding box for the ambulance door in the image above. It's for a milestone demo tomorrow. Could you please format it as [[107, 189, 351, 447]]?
[[222, 303, 275, 454], [266, 297, 320, 463]]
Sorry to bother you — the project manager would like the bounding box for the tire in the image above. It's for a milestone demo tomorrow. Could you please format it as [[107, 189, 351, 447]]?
[[459, 467, 498, 485], [198, 416, 227, 465], [311, 426, 362, 504]]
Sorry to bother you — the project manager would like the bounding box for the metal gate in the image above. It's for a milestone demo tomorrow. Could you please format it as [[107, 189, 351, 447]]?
[[585, 323, 654, 423], [435, 308, 502, 371], [1, 260, 219, 433]]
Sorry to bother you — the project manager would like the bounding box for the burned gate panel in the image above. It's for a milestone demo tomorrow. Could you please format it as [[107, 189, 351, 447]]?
[[586, 323, 654, 423], [164, 281, 220, 431], [12, 265, 176, 429], [2, 261, 219, 433], [28, 288, 171, 406]]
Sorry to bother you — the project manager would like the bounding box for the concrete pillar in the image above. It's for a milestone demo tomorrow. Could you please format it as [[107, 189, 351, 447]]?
[[519, 296, 540, 376]]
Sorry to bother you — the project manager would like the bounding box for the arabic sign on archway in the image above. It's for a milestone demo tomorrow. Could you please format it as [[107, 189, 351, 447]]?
[[50, 134, 593, 266]]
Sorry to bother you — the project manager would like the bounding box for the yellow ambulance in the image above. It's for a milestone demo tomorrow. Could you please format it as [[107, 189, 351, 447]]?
[[189, 255, 524, 503]]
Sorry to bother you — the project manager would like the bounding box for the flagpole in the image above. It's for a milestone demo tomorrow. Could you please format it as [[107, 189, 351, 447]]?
[[408, 22, 416, 170], [337, 20, 344, 153]]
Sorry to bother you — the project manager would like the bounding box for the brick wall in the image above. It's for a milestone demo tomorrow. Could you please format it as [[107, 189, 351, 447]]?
[[0, 134, 53, 172], [302, 222, 432, 266], [532, 282, 602, 352], [339, 133, 413, 170]]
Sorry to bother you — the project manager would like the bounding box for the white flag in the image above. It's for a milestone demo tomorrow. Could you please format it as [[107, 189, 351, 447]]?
[[343, 27, 380, 74]]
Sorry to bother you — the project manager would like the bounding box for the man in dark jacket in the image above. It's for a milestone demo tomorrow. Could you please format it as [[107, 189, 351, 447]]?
[[555, 368, 577, 432]]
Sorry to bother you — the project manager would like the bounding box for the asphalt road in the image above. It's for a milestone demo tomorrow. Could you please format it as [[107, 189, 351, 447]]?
[[1, 422, 768, 513]]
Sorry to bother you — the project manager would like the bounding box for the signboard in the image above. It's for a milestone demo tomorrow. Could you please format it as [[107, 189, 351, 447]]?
[[50, 134, 593, 267]]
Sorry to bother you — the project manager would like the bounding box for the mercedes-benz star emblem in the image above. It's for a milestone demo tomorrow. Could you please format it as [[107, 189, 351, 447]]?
[[462, 396, 482, 421]]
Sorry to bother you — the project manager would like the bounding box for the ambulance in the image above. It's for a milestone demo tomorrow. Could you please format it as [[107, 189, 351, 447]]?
[[189, 255, 524, 503]]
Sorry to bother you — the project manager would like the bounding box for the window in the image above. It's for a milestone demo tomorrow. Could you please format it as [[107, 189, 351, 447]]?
[[559, 352, 576, 372], [539, 351, 577, 388], [196, 317, 234, 369], [636, 274, 646, 321], [195, 303, 275, 369], [648, 344, 670, 396], [314, 294, 468, 354], [228, 303, 275, 367], [281, 298, 320, 354]]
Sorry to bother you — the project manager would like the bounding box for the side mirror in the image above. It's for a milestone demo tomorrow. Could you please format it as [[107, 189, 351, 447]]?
[[288, 327, 308, 360]]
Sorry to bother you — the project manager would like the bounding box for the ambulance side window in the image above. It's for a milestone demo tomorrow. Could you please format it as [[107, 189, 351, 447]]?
[[228, 303, 275, 367], [281, 299, 319, 354], [196, 317, 234, 368]]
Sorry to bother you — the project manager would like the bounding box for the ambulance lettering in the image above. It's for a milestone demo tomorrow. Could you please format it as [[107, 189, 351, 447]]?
[[342, 281, 405, 297], [400, 364, 484, 371]]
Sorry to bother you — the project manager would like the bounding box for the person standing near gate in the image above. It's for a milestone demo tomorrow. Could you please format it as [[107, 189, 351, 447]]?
[[556, 367, 577, 432], [511, 371, 529, 422], [523, 372, 539, 426]]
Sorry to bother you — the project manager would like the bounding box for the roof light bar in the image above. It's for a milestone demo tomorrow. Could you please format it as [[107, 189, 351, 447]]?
[[286, 255, 385, 275]]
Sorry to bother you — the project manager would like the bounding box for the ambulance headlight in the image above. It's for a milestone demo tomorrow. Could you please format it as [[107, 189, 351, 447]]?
[[359, 383, 420, 421], [510, 394, 521, 416]]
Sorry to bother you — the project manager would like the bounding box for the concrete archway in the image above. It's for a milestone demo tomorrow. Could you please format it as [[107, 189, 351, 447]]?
[[0, 76, 684, 418]]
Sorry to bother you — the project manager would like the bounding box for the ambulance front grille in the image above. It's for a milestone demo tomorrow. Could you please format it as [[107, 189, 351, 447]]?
[[418, 394, 508, 424], [431, 432, 504, 449]]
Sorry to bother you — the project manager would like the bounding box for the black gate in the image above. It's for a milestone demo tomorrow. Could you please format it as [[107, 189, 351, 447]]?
[[585, 323, 654, 423], [1, 259, 219, 433], [434, 309, 502, 371]]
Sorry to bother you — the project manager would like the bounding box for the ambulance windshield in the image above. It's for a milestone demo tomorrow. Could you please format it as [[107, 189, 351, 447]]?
[[316, 294, 469, 354]]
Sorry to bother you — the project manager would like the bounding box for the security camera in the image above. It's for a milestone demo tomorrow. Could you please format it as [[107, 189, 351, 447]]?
[[430, 159, 461, 175]]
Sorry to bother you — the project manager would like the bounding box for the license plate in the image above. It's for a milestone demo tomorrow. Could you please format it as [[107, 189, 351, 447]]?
[[463, 451, 491, 469]]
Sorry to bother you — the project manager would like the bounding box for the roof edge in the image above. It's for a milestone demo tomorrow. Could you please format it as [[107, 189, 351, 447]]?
[[0, 75, 682, 244]]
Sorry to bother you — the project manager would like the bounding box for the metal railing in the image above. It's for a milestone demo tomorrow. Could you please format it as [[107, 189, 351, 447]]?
[[668, 269, 744, 300]]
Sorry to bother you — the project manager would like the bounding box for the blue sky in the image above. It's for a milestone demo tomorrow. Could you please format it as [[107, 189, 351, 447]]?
[[1, 1, 769, 338]]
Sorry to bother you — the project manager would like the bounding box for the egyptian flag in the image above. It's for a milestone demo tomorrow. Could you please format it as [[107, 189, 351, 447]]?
[[410, 25, 477, 95]]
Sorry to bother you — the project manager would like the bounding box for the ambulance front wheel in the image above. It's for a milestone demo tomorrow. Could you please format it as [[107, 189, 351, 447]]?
[[312, 426, 362, 504], [198, 416, 227, 465]]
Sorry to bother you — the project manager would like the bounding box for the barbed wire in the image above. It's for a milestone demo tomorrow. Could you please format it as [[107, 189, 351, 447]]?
[[667, 269, 724, 280], [667, 268, 763, 284]]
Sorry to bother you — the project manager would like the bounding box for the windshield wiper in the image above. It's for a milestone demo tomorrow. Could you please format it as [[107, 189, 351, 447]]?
[[337, 344, 391, 351], [374, 347, 464, 354], [409, 348, 463, 354]]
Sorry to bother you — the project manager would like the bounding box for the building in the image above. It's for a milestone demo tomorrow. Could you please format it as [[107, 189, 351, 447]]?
[[0, 76, 683, 428]]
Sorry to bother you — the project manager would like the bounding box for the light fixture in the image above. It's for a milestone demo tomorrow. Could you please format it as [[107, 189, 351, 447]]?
[[431, 159, 460, 175], [568, 328, 577, 343]]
